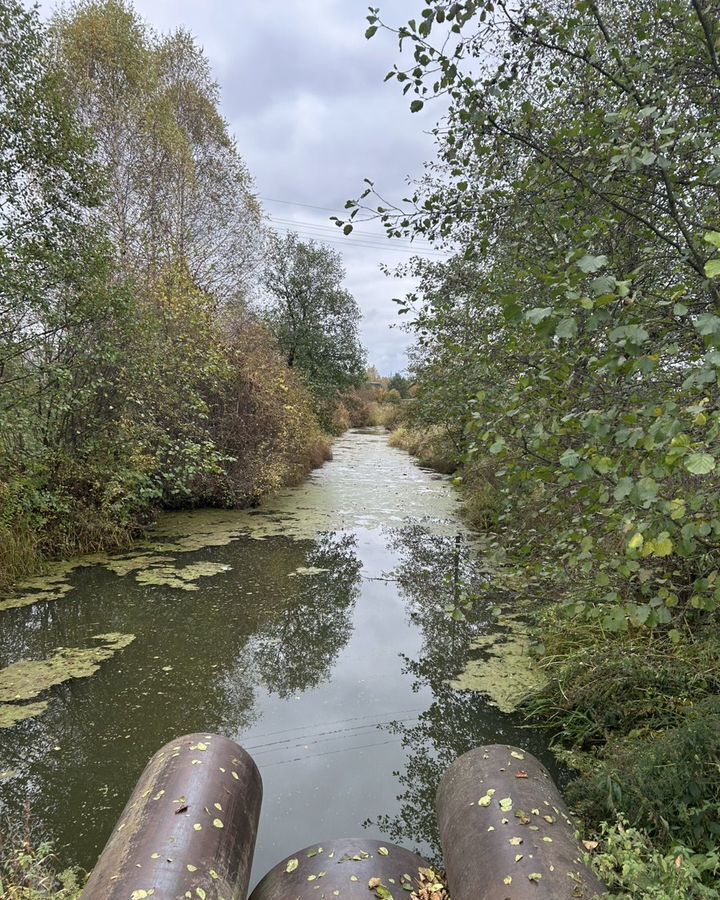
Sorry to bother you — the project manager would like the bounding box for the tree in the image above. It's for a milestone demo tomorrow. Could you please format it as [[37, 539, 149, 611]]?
[[352, 0, 720, 626], [262, 232, 366, 396], [388, 372, 411, 398], [51, 0, 262, 304]]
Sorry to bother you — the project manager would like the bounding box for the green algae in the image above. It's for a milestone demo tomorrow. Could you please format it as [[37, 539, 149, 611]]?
[[0, 582, 74, 612], [0, 701, 50, 729], [0, 633, 135, 703], [0, 430, 469, 616], [145, 430, 469, 549], [134, 561, 231, 591], [102, 554, 176, 577], [450, 616, 548, 713]]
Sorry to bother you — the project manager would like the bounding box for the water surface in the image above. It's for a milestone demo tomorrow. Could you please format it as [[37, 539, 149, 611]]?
[[0, 428, 556, 883]]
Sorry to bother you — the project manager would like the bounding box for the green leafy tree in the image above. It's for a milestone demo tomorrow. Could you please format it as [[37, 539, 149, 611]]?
[[262, 232, 366, 396], [352, 0, 720, 627]]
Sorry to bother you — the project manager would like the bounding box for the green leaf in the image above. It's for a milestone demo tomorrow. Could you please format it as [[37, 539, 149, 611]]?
[[410, 99, 424, 113], [577, 254, 608, 274], [555, 317, 577, 339], [703, 231, 720, 248], [525, 307, 553, 324], [365, 25, 378, 38], [695, 314, 720, 336], [684, 453, 716, 475], [559, 448, 580, 468], [704, 258, 720, 279]]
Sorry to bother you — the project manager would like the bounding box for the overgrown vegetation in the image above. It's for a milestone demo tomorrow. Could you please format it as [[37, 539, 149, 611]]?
[[0, 814, 84, 899], [0, 0, 362, 590], [348, 0, 720, 892]]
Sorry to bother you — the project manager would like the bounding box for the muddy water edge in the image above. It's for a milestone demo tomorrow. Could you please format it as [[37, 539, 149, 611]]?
[[0, 428, 556, 885]]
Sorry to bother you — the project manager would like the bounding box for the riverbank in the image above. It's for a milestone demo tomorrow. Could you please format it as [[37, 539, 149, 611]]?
[[390, 424, 720, 898]]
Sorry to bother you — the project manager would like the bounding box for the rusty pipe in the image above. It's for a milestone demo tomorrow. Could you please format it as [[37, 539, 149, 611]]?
[[83, 732, 262, 900], [436, 745, 604, 899]]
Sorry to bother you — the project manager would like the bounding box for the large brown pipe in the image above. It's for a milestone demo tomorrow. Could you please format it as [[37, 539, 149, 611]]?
[[436, 744, 605, 899], [83, 733, 262, 900], [249, 838, 433, 900]]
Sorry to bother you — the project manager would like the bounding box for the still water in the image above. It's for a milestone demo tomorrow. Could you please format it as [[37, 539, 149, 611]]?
[[0, 428, 556, 884]]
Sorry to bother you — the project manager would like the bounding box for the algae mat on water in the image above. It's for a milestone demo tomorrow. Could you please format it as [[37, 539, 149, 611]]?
[[0, 633, 135, 728], [0, 432, 468, 615], [449, 616, 548, 713]]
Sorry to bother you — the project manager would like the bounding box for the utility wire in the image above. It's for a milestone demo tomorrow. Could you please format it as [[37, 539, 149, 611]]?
[[266, 214, 438, 248], [238, 706, 424, 742], [270, 225, 447, 258], [255, 737, 402, 769]]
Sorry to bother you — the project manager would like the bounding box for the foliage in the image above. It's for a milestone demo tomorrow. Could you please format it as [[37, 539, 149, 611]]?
[[389, 425, 458, 473], [0, 817, 84, 899], [353, 0, 720, 629], [51, 0, 262, 302], [528, 612, 720, 850], [387, 372, 411, 398], [350, 0, 720, 885], [0, 0, 356, 588], [262, 232, 366, 427], [591, 818, 720, 899]]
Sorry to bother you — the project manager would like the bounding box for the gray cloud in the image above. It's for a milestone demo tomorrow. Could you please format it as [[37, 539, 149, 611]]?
[[41, 0, 445, 372]]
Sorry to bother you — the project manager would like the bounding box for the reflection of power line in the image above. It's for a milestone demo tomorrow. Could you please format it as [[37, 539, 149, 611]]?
[[240, 707, 424, 743], [256, 737, 403, 768], [245, 716, 419, 753]]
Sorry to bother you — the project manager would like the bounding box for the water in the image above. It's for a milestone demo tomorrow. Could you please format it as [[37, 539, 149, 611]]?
[[0, 428, 557, 885]]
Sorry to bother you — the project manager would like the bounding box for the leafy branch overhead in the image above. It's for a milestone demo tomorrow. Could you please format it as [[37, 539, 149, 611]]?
[[358, 0, 720, 632]]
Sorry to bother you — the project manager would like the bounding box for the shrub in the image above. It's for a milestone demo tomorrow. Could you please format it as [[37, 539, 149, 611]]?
[[591, 818, 720, 899], [0, 818, 84, 899], [388, 425, 458, 473]]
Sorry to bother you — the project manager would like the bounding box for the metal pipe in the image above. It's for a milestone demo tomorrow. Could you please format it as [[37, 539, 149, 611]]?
[[249, 839, 433, 900], [83, 732, 262, 900], [436, 744, 605, 899]]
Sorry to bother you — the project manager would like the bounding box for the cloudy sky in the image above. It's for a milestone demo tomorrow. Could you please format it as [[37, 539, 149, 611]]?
[[41, 0, 448, 373]]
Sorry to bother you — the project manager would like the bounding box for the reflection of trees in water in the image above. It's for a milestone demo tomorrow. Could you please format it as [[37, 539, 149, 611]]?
[[0, 532, 361, 867], [252, 532, 362, 698], [371, 525, 553, 861]]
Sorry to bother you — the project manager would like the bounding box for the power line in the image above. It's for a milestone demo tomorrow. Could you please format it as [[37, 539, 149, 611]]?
[[270, 225, 448, 258], [267, 215, 437, 249], [260, 196, 354, 215], [272, 230, 446, 258], [238, 706, 423, 742], [255, 737, 402, 769], [244, 716, 419, 753]]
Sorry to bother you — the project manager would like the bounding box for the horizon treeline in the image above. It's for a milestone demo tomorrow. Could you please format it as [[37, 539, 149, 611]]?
[[0, 0, 365, 588]]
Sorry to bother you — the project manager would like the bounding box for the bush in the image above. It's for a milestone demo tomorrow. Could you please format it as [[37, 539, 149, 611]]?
[[591, 818, 720, 899], [388, 425, 458, 473], [0, 820, 84, 899], [528, 616, 720, 859]]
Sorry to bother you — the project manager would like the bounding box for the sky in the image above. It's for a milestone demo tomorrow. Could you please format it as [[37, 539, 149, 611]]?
[[41, 0, 448, 374]]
